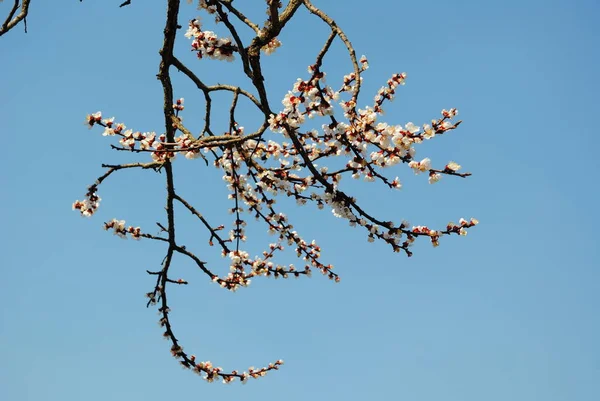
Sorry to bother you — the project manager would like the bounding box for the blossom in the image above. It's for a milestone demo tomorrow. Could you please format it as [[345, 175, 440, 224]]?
[[359, 55, 369, 70], [102, 126, 116, 136], [422, 124, 435, 139], [140, 132, 156, 150], [84, 111, 102, 128], [184, 18, 201, 39], [405, 122, 420, 134], [445, 161, 461, 171], [173, 98, 185, 111], [104, 218, 127, 238], [428, 172, 441, 184], [408, 157, 431, 174], [442, 108, 458, 118], [185, 19, 237, 62], [119, 129, 135, 148]]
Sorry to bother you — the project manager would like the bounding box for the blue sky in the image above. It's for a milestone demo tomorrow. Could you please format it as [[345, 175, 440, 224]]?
[[1, 1, 599, 400]]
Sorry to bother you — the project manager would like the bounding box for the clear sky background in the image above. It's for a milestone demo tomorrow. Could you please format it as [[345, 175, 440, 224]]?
[[1, 1, 599, 400]]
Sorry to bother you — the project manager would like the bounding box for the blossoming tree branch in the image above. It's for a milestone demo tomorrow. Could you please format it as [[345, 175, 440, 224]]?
[[71, 0, 478, 384]]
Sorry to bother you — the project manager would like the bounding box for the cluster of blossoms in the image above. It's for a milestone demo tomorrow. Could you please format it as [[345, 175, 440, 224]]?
[[103, 218, 142, 240], [162, 307, 284, 383], [173, 97, 185, 112], [264, 63, 465, 200], [182, 355, 283, 384], [176, 135, 203, 160], [214, 236, 334, 289], [79, 108, 338, 291], [79, 66, 475, 260], [185, 18, 237, 62], [372, 71, 406, 110], [214, 143, 339, 289], [258, 64, 467, 224], [408, 158, 463, 184], [447, 217, 479, 236], [337, 55, 370, 94], [72, 184, 100, 217], [261, 37, 281, 55], [83, 111, 177, 162], [268, 69, 336, 132]]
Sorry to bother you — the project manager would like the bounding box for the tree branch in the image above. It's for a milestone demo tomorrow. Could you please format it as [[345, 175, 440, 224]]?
[[0, 0, 30, 37]]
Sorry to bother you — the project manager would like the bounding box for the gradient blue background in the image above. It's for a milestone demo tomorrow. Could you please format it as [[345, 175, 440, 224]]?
[[1, 1, 599, 400]]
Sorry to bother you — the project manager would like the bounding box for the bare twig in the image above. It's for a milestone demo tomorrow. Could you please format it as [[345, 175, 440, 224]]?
[[0, 0, 30, 37]]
